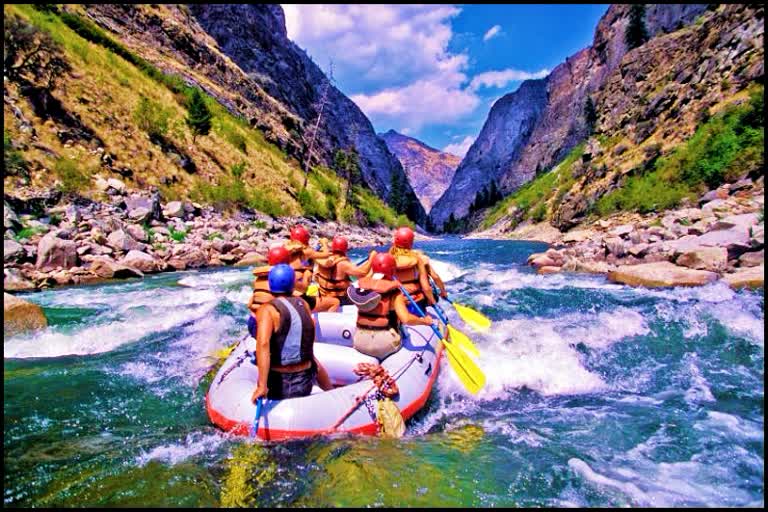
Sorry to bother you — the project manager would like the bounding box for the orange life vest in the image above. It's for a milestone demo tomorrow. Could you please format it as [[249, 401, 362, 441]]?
[[250, 265, 275, 307], [314, 254, 351, 297], [355, 277, 401, 329], [392, 251, 425, 303]]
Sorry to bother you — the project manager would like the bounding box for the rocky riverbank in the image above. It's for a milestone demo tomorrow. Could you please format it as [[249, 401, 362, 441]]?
[[477, 177, 764, 289], [3, 183, 409, 293]]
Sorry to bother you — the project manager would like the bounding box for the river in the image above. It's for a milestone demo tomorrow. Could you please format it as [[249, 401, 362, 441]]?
[[4, 239, 764, 507]]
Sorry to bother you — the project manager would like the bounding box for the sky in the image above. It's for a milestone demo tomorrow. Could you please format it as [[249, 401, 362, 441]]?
[[282, 4, 609, 157]]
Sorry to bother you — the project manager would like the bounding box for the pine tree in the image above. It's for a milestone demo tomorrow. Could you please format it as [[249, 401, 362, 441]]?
[[625, 4, 648, 50], [185, 88, 212, 143], [390, 171, 407, 213]]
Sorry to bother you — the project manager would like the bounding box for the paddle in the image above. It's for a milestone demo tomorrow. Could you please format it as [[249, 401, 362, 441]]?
[[430, 277, 491, 331], [429, 299, 480, 358], [395, 278, 485, 395], [251, 397, 264, 438]]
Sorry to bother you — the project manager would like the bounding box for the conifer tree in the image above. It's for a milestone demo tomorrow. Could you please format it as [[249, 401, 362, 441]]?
[[625, 4, 648, 50], [185, 88, 212, 143]]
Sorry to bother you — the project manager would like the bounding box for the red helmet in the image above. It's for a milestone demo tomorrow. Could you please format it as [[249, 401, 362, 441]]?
[[372, 252, 396, 278], [393, 226, 414, 249], [331, 235, 348, 254], [267, 245, 290, 266], [290, 225, 310, 245]]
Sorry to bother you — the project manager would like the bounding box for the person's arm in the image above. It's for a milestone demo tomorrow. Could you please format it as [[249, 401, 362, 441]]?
[[339, 258, 372, 278], [428, 265, 448, 298], [304, 247, 333, 261], [314, 358, 333, 390], [251, 305, 275, 402], [294, 269, 311, 294], [417, 258, 437, 305], [393, 294, 434, 326]]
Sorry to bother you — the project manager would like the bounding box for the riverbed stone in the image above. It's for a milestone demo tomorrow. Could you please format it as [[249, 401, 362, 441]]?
[[107, 229, 144, 253], [675, 246, 728, 272], [35, 232, 78, 271], [234, 251, 267, 267], [608, 261, 718, 288], [4, 268, 36, 291], [89, 256, 144, 279], [4, 292, 48, 337], [4, 239, 26, 263], [120, 250, 160, 273], [738, 250, 764, 268], [722, 265, 764, 289]]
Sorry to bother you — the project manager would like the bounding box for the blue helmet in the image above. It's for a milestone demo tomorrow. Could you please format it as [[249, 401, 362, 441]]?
[[268, 263, 295, 294]]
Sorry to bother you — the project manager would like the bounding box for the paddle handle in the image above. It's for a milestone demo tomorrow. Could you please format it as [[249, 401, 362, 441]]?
[[252, 398, 264, 438], [395, 278, 444, 342]]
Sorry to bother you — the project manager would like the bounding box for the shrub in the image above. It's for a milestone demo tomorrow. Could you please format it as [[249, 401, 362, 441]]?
[[14, 225, 48, 241], [205, 231, 223, 241], [231, 161, 246, 178], [133, 96, 173, 139], [185, 88, 212, 142], [168, 225, 187, 242], [252, 220, 267, 229], [4, 131, 29, 180], [54, 157, 91, 193], [4, 14, 70, 90]]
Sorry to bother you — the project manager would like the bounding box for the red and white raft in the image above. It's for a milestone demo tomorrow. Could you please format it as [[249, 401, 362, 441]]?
[[206, 306, 443, 440]]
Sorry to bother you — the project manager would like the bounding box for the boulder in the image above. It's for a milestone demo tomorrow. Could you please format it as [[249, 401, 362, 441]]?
[[4, 239, 26, 263], [722, 265, 764, 290], [608, 261, 718, 288], [710, 213, 759, 231], [89, 256, 144, 279], [694, 226, 752, 259], [35, 232, 78, 271], [163, 201, 185, 218], [675, 246, 728, 272], [4, 268, 36, 291], [125, 223, 148, 242], [166, 257, 187, 271], [4, 201, 22, 232], [738, 250, 764, 268], [562, 229, 595, 243], [604, 237, 626, 257], [120, 250, 160, 273], [537, 266, 561, 275], [106, 178, 126, 194], [4, 292, 48, 337], [701, 199, 729, 212], [234, 251, 266, 267], [750, 224, 764, 248], [609, 224, 634, 237], [107, 229, 144, 252], [127, 206, 151, 223], [177, 248, 208, 268]]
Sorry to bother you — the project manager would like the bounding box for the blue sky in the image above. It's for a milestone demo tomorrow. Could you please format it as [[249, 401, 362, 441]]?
[[283, 4, 608, 156]]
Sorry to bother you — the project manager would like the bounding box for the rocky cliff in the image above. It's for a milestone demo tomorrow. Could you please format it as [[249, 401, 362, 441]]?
[[430, 3, 715, 230], [82, 4, 426, 225], [379, 130, 460, 213]]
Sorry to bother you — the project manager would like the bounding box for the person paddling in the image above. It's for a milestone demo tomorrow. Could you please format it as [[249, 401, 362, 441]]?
[[314, 235, 374, 311], [284, 224, 336, 312], [348, 252, 434, 361], [247, 245, 291, 337], [251, 264, 332, 402], [387, 226, 447, 312]]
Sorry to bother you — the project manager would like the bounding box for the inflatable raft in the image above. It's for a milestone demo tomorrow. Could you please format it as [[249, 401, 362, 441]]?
[[206, 306, 443, 440]]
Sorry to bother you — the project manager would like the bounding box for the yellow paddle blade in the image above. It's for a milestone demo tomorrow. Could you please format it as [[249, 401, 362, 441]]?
[[442, 338, 485, 395], [212, 343, 237, 359], [447, 325, 480, 358], [306, 284, 319, 297], [453, 302, 491, 331]]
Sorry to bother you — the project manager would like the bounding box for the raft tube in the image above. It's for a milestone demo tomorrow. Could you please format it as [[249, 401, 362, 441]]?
[[206, 306, 443, 440]]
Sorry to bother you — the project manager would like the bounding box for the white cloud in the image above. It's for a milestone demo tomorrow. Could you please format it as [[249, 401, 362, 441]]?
[[483, 25, 502, 42], [469, 68, 550, 91], [443, 135, 476, 157]]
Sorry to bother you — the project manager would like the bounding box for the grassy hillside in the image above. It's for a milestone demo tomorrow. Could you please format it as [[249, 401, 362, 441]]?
[[3, 4, 405, 226], [480, 84, 764, 232]]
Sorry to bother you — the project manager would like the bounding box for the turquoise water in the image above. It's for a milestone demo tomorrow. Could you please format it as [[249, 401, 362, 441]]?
[[4, 239, 764, 507]]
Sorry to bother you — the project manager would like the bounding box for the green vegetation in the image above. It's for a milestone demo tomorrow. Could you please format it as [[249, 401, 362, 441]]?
[[625, 4, 648, 50], [191, 175, 286, 217], [481, 143, 585, 230], [4, 131, 29, 181], [596, 85, 764, 215], [185, 88, 213, 142], [168, 225, 188, 243], [468, 180, 503, 214], [585, 96, 598, 134], [133, 96, 173, 139], [14, 225, 48, 241], [4, 12, 70, 90], [230, 161, 246, 178], [353, 186, 413, 228], [252, 220, 267, 229], [205, 231, 223, 241], [54, 157, 92, 193]]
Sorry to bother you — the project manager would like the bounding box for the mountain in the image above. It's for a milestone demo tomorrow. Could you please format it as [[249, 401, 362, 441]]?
[[429, 4, 745, 231], [47, 4, 426, 225], [379, 130, 460, 213]]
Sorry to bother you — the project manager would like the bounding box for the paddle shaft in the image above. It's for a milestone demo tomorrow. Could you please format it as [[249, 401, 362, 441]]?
[[252, 398, 264, 438], [394, 278, 445, 343]]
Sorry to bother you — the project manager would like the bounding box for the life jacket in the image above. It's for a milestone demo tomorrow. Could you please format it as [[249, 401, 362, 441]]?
[[390, 249, 425, 303], [314, 254, 351, 297], [355, 277, 401, 329], [268, 296, 315, 367], [285, 240, 312, 273], [250, 265, 275, 307]]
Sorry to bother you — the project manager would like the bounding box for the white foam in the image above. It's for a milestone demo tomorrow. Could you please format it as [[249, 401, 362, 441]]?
[[135, 431, 229, 466], [694, 411, 763, 441], [429, 258, 466, 282], [682, 353, 715, 404]]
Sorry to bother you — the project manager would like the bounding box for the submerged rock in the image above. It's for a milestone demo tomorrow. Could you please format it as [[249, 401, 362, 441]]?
[[722, 265, 764, 290], [4, 292, 48, 337]]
